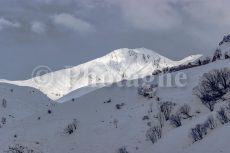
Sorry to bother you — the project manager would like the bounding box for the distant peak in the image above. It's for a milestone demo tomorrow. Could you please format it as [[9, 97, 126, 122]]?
[[109, 48, 161, 57]]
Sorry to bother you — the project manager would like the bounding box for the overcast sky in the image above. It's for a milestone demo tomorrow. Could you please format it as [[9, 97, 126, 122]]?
[[0, 0, 229, 80]]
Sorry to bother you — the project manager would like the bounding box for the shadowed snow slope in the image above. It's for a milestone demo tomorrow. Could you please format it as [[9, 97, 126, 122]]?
[[0, 48, 201, 101]]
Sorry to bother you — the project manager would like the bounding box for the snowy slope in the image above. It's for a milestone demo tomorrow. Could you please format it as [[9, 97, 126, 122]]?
[[0, 48, 201, 101], [0, 83, 54, 125], [0, 59, 229, 153]]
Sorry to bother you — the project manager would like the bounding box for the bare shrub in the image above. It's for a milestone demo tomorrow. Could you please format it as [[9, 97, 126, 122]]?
[[142, 115, 149, 121], [4, 144, 42, 153], [146, 126, 162, 144], [190, 124, 207, 142], [179, 104, 192, 118], [117, 147, 129, 153], [64, 119, 78, 134], [159, 101, 174, 121], [204, 115, 216, 130], [138, 85, 156, 98], [217, 108, 229, 124], [115, 103, 125, 110], [170, 114, 182, 127]]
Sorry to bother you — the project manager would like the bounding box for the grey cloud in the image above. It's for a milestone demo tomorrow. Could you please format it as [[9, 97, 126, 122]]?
[[51, 13, 94, 33], [0, 18, 20, 31], [0, 0, 229, 80], [114, 0, 182, 31], [31, 21, 46, 34]]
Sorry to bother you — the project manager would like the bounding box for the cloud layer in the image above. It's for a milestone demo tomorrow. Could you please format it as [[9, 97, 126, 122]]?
[[51, 13, 93, 33], [0, 0, 230, 80], [0, 18, 20, 31]]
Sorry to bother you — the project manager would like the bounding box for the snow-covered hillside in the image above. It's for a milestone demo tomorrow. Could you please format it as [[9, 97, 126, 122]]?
[[0, 58, 229, 153], [0, 83, 54, 126], [0, 48, 201, 101]]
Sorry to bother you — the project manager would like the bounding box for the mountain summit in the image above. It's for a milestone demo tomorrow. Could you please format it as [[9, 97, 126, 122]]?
[[0, 48, 201, 100]]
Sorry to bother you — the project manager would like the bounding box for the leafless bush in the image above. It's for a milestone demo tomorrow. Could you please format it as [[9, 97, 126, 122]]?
[[179, 104, 192, 119], [142, 115, 149, 121], [204, 115, 216, 130], [117, 147, 129, 153], [64, 119, 78, 134], [4, 144, 42, 153], [170, 114, 182, 127], [146, 125, 162, 144], [138, 85, 156, 98], [190, 124, 207, 142], [159, 101, 174, 121], [115, 103, 125, 110], [217, 108, 229, 124]]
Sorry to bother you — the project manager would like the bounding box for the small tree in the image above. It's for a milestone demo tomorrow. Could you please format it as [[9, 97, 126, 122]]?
[[146, 126, 162, 144], [194, 68, 230, 111]]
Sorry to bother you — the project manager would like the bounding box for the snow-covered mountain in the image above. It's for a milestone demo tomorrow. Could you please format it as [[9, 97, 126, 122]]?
[[0, 48, 201, 101], [1, 37, 230, 153], [0, 58, 229, 153]]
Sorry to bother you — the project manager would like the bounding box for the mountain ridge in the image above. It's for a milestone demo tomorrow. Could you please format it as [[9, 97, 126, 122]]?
[[0, 48, 202, 101]]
